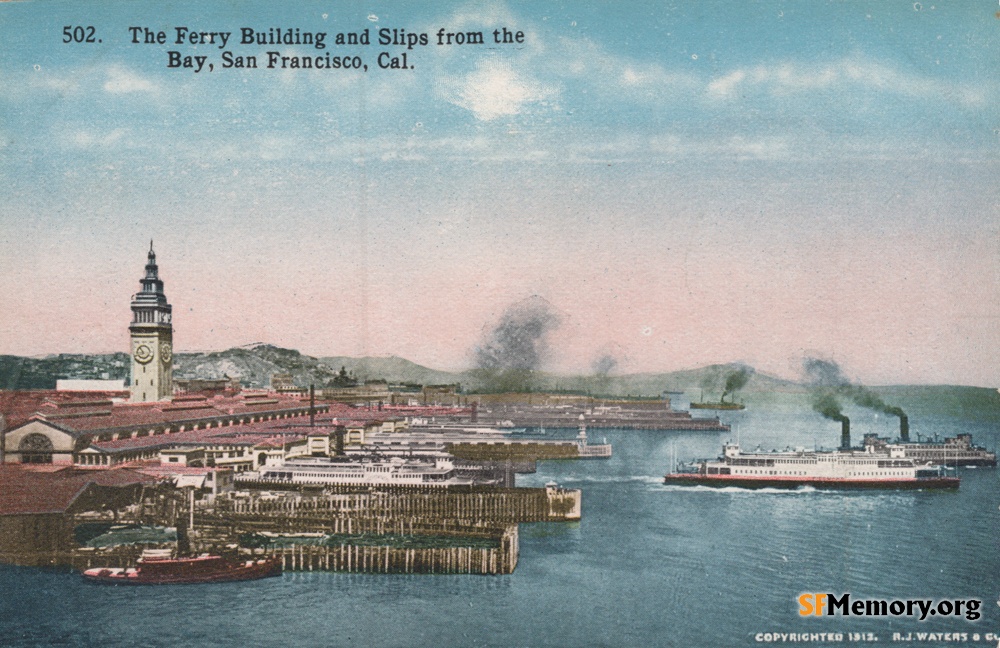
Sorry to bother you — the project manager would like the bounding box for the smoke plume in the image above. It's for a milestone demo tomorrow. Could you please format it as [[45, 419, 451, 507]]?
[[698, 364, 754, 402], [802, 357, 907, 437], [591, 354, 618, 377], [811, 389, 848, 423], [699, 366, 723, 391], [474, 296, 561, 392], [721, 365, 754, 402], [802, 357, 850, 388]]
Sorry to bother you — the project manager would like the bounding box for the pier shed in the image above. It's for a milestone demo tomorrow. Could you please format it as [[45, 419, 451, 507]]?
[[0, 466, 158, 565]]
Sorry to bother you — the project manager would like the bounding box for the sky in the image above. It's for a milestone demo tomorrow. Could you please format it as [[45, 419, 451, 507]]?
[[1, 1, 998, 386]]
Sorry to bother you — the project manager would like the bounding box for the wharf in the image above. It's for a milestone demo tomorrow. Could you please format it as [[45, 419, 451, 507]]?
[[0, 476, 581, 576], [176, 485, 580, 575]]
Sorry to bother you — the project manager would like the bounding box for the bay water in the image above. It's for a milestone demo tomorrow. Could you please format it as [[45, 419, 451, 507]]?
[[2, 392, 997, 647]]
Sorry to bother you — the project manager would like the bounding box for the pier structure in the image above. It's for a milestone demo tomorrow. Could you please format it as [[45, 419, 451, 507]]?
[[7, 479, 581, 575], [184, 483, 579, 575], [402, 399, 730, 432]]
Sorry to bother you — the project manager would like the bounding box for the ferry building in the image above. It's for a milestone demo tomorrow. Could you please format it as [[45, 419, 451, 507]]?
[[0, 245, 333, 468]]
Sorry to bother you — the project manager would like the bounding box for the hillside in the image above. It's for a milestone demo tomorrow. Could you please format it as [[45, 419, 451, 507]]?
[[0, 353, 130, 390], [537, 364, 801, 398], [174, 344, 344, 388], [318, 355, 463, 387], [0, 346, 993, 421]]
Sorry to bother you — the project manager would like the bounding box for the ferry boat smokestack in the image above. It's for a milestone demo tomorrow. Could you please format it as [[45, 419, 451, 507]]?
[[899, 414, 909, 442], [334, 425, 346, 456], [841, 417, 851, 450]]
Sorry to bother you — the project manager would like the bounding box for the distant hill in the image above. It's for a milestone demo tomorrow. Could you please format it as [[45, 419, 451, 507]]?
[[539, 364, 801, 399], [173, 344, 343, 388], [0, 346, 993, 422], [0, 353, 130, 390], [319, 355, 463, 387]]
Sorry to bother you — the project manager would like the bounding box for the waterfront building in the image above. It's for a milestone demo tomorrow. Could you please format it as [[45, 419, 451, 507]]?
[[1, 392, 328, 466]]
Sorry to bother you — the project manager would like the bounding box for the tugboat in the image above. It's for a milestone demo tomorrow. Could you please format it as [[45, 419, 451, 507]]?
[[82, 549, 282, 585]]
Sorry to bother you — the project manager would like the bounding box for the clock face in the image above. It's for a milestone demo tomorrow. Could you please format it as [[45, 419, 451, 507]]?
[[160, 342, 172, 364], [134, 343, 154, 364]]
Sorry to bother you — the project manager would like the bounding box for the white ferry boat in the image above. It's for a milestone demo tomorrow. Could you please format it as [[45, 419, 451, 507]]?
[[664, 442, 959, 490], [244, 455, 480, 487], [863, 433, 996, 467]]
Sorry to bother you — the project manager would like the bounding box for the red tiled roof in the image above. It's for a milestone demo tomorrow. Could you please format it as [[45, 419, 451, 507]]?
[[0, 466, 159, 515], [2, 390, 324, 436], [1, 391, 360, 459], [90, 421, 312, 452], [0, 391, 127, 429]]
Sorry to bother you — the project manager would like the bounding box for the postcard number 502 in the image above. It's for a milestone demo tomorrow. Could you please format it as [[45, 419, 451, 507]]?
[[63, 26, 99, 44]]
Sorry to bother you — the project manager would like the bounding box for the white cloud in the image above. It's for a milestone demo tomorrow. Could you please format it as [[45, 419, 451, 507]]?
[[706, 59, 986, 106], [103, 66, 158, 94], [70, 129, 127, 148], [706, 70, 746, 97], [556, 36, 697, 97], [441, 57, 557, 121]]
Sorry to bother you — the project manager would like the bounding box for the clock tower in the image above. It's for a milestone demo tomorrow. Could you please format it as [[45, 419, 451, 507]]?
[[129, 241, 173, 402]]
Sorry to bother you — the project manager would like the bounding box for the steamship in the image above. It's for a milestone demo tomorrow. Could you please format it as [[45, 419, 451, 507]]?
[[663, 419, 959, 490], [242, 455, 489, 487], [862, 434, 996, 468], [689, 389, 746, 410], [689, 401, 746, 411], [861, 415, 996, 467]]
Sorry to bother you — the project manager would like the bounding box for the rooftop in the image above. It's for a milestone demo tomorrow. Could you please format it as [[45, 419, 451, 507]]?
[[2, 390, 332, 436], [0, 466, 158, 515]]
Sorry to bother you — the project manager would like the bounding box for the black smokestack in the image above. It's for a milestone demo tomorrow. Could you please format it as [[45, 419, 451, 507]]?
[[899, 414, 909, 443], [334, 425, 345, 456], [474, 296, 561, 393], [309, 384, 315, 427], [812, 390, 850, 449]]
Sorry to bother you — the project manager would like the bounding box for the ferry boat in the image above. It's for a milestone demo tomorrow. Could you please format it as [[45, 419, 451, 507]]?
[[82, 551, 282, 585], [863, 433, 996, 467], [689, 389, 746, 410], [663, 442, 959, 490], [246, 455, 478, 487], [689, 401, 746, 411]]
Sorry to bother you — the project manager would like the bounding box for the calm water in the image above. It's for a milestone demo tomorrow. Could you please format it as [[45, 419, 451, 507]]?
[[2, 393, 998, 647]]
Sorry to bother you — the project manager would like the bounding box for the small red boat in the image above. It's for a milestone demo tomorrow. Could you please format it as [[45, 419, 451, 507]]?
[[82, 551, 282, 585]]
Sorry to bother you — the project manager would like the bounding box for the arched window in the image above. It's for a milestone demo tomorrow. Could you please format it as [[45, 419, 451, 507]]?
[[19, 433, 54, 464]]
